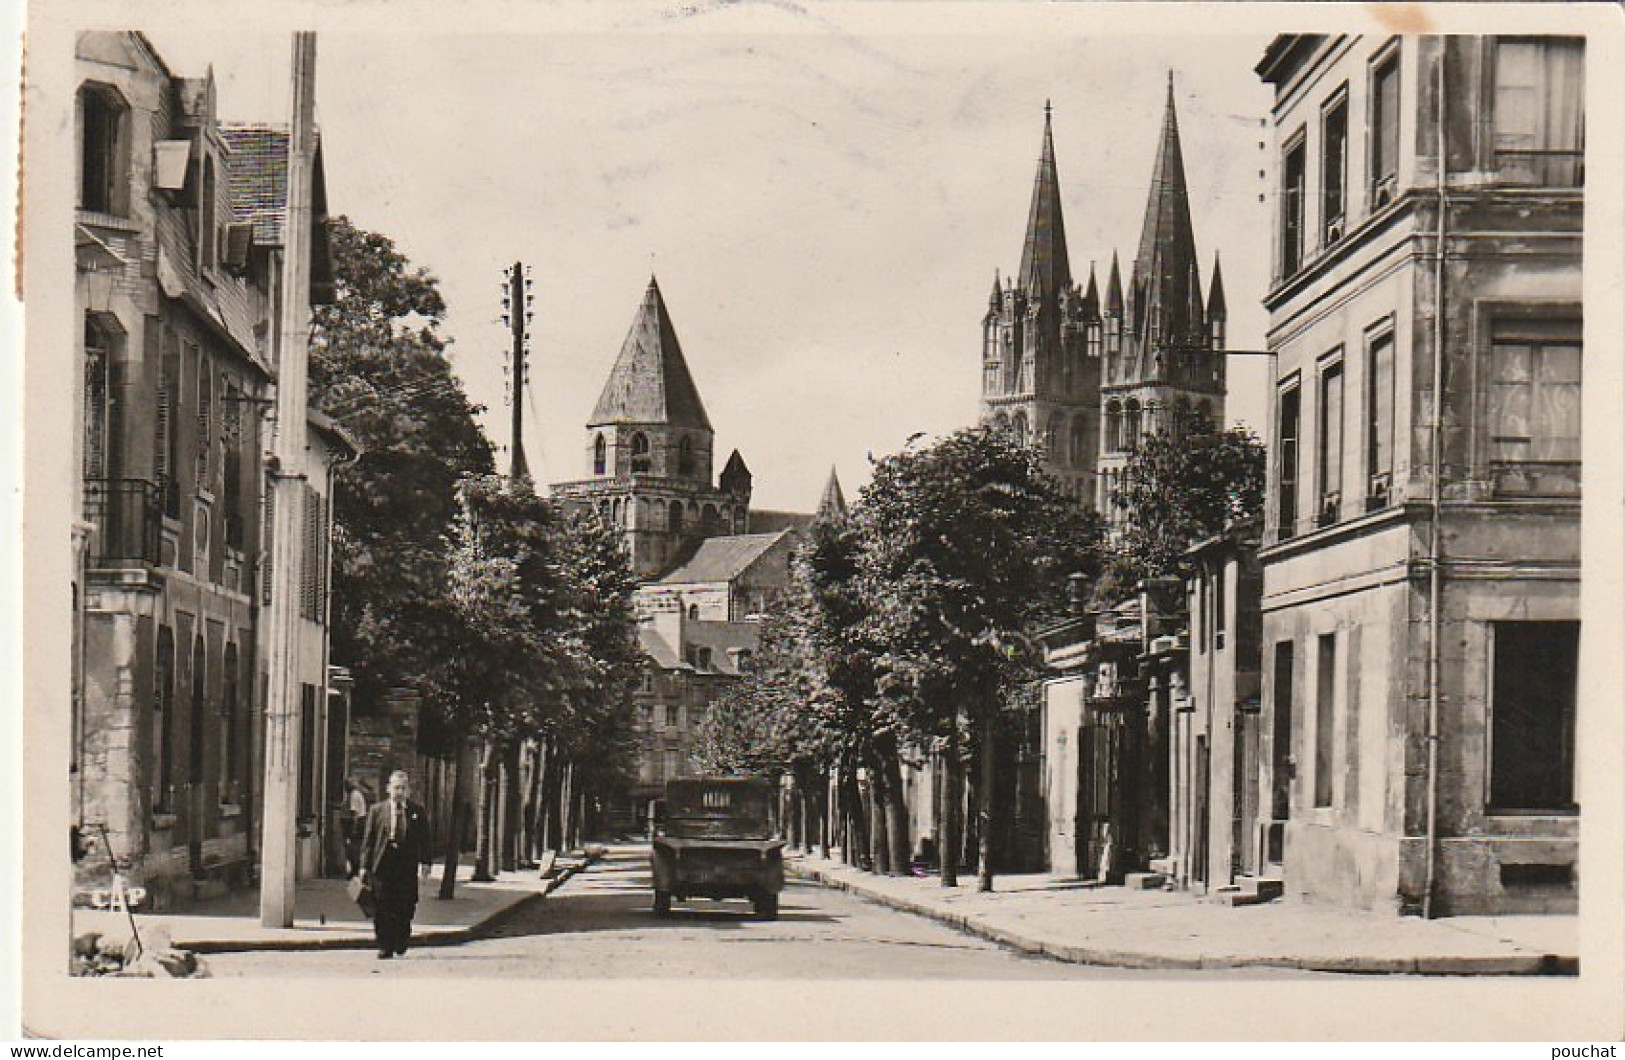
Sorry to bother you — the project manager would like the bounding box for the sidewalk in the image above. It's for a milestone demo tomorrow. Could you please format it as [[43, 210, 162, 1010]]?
[[73, 851, 597, 955], [790, 853, 1578, 975]]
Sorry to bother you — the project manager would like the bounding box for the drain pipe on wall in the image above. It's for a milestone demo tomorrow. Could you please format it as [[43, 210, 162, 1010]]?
[[1422, 42, 1449, 920]]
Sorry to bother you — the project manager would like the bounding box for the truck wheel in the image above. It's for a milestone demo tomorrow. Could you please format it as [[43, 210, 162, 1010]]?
[[653, 890, 671, 915], [753, 893, 779, 919]]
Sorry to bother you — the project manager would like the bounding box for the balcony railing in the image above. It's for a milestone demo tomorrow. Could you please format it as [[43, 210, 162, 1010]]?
[[84, 478, 162, 569]]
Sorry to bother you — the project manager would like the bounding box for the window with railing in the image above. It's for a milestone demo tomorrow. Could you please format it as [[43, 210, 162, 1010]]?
[[1321, 91, 1349, 247], [1370, 48, 1401, 209], [1281, 134, 1307, 277], [1317, 356, 1344, 527], [84, 478, 161, 568], [1492, 37, 1584, 188], [1366, 329, 1396, 510], [1488, 319, 1580, 496]]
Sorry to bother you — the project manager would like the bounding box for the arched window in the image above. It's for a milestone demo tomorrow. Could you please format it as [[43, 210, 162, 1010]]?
[[669, 500, 684, 534], [593, 434, 607, 475], [1070, 417, 1088, 465], [702, 503, 720, 534], [1012, 410, 1029, 447], [993, 412, 1010, 435], [630, 432, 651, 474], [78, 83, 128, 216], [1124, 399, 1142, 448], [1105, 400, 1123, 452], [678, 435, 695, 477], [1043, 416, 1060, 456]]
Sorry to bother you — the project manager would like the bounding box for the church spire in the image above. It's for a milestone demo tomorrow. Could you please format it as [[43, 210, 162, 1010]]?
[[1206, 251, 1227, 321], [817, 466, 847, 519], [1106, 251, 1124, 316], [1017, 100, 1071, 304], [589, 275, 713, 431], [1082, 261, 1101, 316], [1131, 71, 1201, 344]]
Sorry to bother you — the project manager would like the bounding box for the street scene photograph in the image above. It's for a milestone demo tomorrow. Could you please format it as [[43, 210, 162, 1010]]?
[[18, 0, 1625, 1043]]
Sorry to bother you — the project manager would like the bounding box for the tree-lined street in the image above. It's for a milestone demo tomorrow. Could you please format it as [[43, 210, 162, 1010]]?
[[204, 846, 1329, 979]]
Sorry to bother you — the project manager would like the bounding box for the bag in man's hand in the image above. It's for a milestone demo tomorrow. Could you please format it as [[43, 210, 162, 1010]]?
[[347, 874, 376, 919]]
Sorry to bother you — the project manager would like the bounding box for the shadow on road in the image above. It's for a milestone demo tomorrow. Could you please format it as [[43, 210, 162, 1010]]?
[[480, 845, 837, 940]]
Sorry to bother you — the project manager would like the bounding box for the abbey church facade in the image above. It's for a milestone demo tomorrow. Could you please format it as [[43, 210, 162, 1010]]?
[[979, 81, 1229, 518]]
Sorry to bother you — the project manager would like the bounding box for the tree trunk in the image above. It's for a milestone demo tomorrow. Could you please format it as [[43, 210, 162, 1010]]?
[[559, 761, 575, 852], [501, 742, 522, 871], [869, 766, 891, 875], [881, 749, 912, 875], [838, 764, 868, 869], [519, 739, 541, 866], [471, 740, 496, 882], [437, 755, 467, 901], [817, 769, 831, 860], [977, 711, 997, 892], [940, 734, 960, 888]]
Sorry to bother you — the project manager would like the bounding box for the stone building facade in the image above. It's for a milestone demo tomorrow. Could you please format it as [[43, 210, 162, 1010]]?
[[72, 32, 344, 906], [1256, 34, 1582, 914]]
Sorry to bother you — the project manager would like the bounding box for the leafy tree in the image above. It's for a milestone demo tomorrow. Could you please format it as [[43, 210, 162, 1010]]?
[[854, 427, 1102, 889], [308, 217, 494, 712], [1108, 424, 1266, 590]]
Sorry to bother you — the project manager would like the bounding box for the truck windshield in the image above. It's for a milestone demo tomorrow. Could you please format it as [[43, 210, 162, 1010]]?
[[663, 779, 774, 839]]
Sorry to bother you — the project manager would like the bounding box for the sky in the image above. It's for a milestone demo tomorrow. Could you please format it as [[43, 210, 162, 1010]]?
[[148, 14, 1276, 512]]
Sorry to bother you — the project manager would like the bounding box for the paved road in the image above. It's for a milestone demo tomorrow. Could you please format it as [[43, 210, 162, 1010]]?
[[207, 845, 1326, 979]]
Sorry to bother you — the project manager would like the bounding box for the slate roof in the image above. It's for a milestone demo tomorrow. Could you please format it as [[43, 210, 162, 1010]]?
[[638, 619, 760, 675], [747, 509, 816, 534], [590, 276, 713, 431], [658, 530, 792, 586], [219, 125, 291, 245], [1129, 75, 1203, 343]]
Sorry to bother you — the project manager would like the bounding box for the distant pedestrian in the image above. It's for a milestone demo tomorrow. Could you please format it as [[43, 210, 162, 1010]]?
[[344, 778, 370, 877], [357, 770, 433, 960]]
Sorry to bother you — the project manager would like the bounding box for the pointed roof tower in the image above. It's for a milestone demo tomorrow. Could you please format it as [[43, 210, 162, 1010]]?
[[1082, 262, 1101, 317], [1131, 72, 1202, 344], [1206, 252, 1227, 321], [719, 448, 752, 495], [817, 466, 847, 518], [1017, 100, 1072, 304], [1106, 251, 1124, 316], [590, 276, 713, 430], [988, 269, 1003, 310]]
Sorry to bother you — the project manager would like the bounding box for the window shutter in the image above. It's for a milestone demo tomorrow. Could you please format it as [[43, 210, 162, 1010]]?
[[261, 482, 275, 605]]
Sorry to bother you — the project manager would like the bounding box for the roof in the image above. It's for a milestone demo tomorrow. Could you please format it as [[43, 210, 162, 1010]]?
[[817, 467, 847, 517], [748, 509, 816, 534], [659, 531, 793, 586], [307, 408, 360, 460], [590, 277, 713, 431], [219, 125, 290, 245], [638, 619, 760, 676], [1017, 104, 1071, 303]]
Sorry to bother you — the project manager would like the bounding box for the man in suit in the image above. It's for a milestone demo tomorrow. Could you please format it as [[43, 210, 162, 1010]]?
[[358, 769, 433, 959]]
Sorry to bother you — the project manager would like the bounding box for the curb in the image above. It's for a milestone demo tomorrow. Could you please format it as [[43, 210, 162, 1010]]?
[[789, 862, 1578, 977], [182, 853, 601, 955]]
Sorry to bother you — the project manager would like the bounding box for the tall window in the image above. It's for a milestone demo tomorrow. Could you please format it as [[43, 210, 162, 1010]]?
[[1105, 400, 1122, 452], [78, 84, 127, 215], [1281, 134, 1307, 277], [1370, 49, 1401, 207], [219, 642, 239, 803], [154, 626, 176, 812], [629, 432, 651, 474], [1321, 93, 1349, 245], [198, 157, 218, 271], [1366, 329, 1396, 507], [1123, 400, 1141, 449], [1317, 356, 1345, 526], [1314, 633, 1337, 808], [677, 435, 695, 477], [1274, 385, 1300, 539], [194, 350, 213, 490], [1070, 417, 1088, 465], [298, 684, 318, 820], [189, 636, 207, 789], [1489, 622, 1578, 812], [592, 433, 607, 475], [222, 380, 245, 550], [1271, 642, 1295, 823], [83, 317, 116, 480], [1492, 38, 1584, 187], [1488, 319, 1581, 496], [157, 339, 181, 519]]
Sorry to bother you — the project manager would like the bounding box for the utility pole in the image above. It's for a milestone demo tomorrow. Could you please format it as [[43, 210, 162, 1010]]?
[[260, 31, 318, 928], [501, 262, 533, 483]]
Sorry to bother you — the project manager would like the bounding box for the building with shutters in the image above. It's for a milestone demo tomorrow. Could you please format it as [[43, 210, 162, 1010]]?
[[72, 32, 348, 906], [1255, 34, 1582, 914]]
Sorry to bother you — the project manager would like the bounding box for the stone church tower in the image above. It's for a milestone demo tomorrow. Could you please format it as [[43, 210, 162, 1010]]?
[[978, 104, 1102, 507], [551, 276, 751, 578], [1096, 76, 1228, 520]]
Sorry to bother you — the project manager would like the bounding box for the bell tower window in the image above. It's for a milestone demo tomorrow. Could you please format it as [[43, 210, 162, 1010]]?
[[630, 432, 651, 475], [593, 433, 607, 476], [678, 435, 695, 477]]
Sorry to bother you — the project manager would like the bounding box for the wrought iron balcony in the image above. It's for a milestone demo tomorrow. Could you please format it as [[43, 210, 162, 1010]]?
[[84, 477, 162, 569]]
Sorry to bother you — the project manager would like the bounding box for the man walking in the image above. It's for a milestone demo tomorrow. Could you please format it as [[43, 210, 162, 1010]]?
[[358, 770, 433, 959]]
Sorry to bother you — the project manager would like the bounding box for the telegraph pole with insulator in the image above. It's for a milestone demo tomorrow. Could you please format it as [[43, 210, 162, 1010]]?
[[501, 262, 533, 485]]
